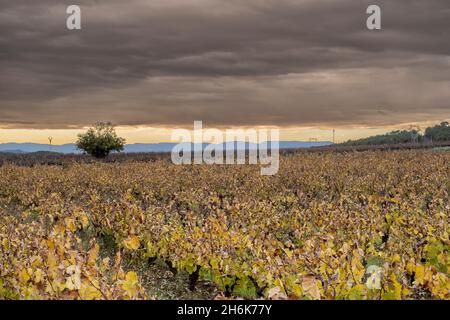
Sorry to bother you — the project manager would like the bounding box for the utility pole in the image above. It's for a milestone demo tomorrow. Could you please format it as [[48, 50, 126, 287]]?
[[333, 129, 335, 144]]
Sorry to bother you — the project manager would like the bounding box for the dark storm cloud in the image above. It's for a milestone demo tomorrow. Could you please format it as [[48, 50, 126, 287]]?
[[0, 0, 449, 128]]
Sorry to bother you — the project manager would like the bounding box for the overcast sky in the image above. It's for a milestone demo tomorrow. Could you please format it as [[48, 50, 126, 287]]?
[[0, 0, 449, 140]]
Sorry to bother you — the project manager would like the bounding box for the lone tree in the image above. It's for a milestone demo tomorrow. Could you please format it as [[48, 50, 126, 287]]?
[[76, 122, 126, 158]]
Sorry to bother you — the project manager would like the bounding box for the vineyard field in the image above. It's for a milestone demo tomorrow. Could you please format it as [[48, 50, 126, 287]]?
[[0, 150, 449, 300]]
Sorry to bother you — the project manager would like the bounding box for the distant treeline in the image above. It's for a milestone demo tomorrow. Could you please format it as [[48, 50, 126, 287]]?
[[342, 121, 450, 146]]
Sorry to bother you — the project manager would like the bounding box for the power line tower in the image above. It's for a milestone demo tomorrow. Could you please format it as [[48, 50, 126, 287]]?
[[48, 137, 53, 152]]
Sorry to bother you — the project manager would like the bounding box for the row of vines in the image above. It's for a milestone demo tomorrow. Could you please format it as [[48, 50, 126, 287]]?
[[0, 151, 449, 299]]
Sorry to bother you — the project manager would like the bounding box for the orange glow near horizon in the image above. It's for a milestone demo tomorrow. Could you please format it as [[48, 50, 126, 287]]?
[[0, 121, 443, 145]]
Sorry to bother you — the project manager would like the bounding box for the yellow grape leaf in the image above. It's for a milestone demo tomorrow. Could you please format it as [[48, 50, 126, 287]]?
[[88, 243, 100, 267], [414, 265, 425, 285], [291, 283, 303, 298], [274, 278, 285, 290], [402, 286, 410, 297], [391, 276, 402, 300], [351, 253, 365, 282], [123, 236, 140, 250], [31, 256, 43, 268], [348, 284, 364, 300], [382, 273, 402, 300], [100, 257, 110, 273], [34, 269, 44, 284], [23, 286, 41, 300], [210, 257, 219, 270], [122, 271, 139, 298], [19, 268, 31, 283], [283, 248, 293, 259], [79, 281, 103, 300], [1, 238, 9, 250], [340, 243, 351, 255], [47, 239, 55, 250], [186, 262, 197, 274], [146, 241, 157, 257], [65, 218, 77, 232], [406, 261, 415, 273], [80, 215, 89, 229]]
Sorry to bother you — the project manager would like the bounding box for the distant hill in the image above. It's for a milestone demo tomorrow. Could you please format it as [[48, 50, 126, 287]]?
[[0, 143, 78, 154], [0, 141, 333, 154], [0, 149, 26, 154]]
